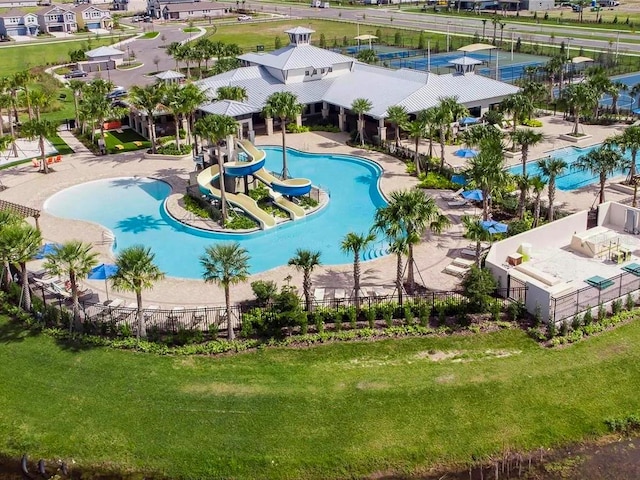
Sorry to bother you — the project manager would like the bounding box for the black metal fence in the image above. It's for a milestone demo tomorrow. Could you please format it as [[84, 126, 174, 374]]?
[[31, 283, 526, 341], [550, 270, 640, 323]]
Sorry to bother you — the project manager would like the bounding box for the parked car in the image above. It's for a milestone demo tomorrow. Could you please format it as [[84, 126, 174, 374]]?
[[131, 15, 141, 22], [106, 88, 128, 100], [237, 15, 252, 21], [64, 69, 88, 79], [143, 16, 153, 22]]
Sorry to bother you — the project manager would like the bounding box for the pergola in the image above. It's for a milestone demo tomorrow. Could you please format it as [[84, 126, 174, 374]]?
[[457, 43, 496, 53], [0, 199, 41, 231], [354, 34, 377, 49]]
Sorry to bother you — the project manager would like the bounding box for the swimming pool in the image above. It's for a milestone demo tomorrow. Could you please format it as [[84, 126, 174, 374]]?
[[43, 147, 388, 278], [508, 144, 633, 191]]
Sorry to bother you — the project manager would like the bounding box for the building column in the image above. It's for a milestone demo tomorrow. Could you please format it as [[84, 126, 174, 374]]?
[[377, 118, 387, 142], [295, 113, 302, 127], [338, 107, 347, 132], [266, 117, 274, 136], [321, 101, 329, 119], [248, 118, 255, 142]]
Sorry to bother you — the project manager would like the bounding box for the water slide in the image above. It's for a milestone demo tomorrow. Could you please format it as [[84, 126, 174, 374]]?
[[197, 165, 276, 230], [236, 140, 311, 220]]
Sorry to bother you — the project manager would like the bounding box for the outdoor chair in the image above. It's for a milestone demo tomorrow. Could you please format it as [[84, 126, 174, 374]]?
[[313, 288, 325, 303], [191, 307, 206, 327], [447, 199, 469, 208], [444, 264, 469, 278], [443, 188, 464, 201]]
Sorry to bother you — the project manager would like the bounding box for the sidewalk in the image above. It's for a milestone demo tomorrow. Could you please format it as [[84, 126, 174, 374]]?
[[56, 126, 96, 158]]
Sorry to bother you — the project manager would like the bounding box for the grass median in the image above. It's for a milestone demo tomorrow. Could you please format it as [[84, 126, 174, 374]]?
[[1, 314, 640, 478]]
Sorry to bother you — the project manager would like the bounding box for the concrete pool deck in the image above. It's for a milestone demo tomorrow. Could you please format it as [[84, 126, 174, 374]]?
[[0, 117, 635, 308]]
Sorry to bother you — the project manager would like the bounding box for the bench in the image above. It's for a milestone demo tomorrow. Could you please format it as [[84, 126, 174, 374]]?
[[514, 263, 561, 286]]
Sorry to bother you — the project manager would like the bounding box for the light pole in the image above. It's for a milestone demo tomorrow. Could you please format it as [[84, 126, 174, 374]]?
[[510, 28, 514, 61], [615, 31, 620, 64], [446, 22, 451, 52]]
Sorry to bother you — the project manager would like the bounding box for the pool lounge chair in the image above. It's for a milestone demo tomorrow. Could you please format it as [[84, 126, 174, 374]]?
[[313, 288, 325, 303], [444, 264, 469, 277], [143, 305, 159, 324], [105, 298, 124, 308], [192, 306, 207, 326], [334, 289, 346, 300], [443, 188, 464, 201], [447, 199, 469, 208], [452, 257, 475, 268]]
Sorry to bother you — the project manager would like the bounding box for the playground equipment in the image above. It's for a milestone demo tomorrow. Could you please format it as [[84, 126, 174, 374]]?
[[196, 139, 313, 229]]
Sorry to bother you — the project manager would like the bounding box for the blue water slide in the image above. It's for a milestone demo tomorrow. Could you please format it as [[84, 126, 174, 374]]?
[[271, 181, 312, 196]]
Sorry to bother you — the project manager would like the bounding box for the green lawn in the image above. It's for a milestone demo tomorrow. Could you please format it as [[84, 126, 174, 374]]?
[[140, 31, 159, 39], [2, 315, 640, 479], [103, 129, 150, 153], [49, 132, 74, 155], [183, 27, 200, 33], [0, 38, 120, 76]]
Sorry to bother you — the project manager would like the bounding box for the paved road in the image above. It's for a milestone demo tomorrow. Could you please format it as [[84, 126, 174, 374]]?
[[249, 2, 639, 53]]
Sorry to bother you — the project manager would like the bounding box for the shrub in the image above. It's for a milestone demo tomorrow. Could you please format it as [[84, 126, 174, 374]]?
[[403, 306, 413, 326], [417, 172, 457, 190], [605, 415, 640, 435], [597, 303, 606, 322], [532, 304, 542, 326], [547, 321, 557, 339], [382, 304, 394, 327], [365, 306, 376, 328], [491, 300, 502, 322], [286, 124, 310, 133], [251, 280, 278, 306], [583, 307, 593, 325], [521, 118, 543, 128], [298, 196, 319, 209], [461, 266, 497, 313], [248, 183, 270, 202], [612, 299, 623, 315], [183, 194, 216, 220], [626, 293, 635, 311], [346, 307, 357, 329], [418, 303, 429, 327], [560, 320, 569, 336], [156, 143, 191, 155], [309, 124, 340, 133], [571, 314, 582, 330], [312, 311, 324, 333], [225, 214, 257, 230]]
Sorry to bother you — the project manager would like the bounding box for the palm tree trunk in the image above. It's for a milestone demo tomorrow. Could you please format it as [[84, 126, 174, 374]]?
[[136, 290, 145, 339], [20, 263, 31, 312], [633, 182, 638, 208], [407, 244, 415, 291], [149, 118, 157, 154], [174, 114, 181, 149], [414, 137, 421, 176], [482, 195, 489, 220], [0, 106, 4, 136], [630, 151, 637, 180], [217, 145, 228, 222], [353, 253, 360, 310], [548, 178, 555, 221], [9, 119, 17, 157], [303, 271, 311, 312], [599, 172, 606, 204], [428, 135, 433, 158], [225, 284, 234, 340], [573, 112, 579, 136], [359, 114, 365, 147], [439, 128, 446, 169], [396, 252, 403, 306], [73, 96, 79, 131], [281, 121, 288, 179], [518, 189, 526, 220], [70, 272, 80, 332], [395, 125, 400, 148], [40, 135, 48, 174], [534, 196, 541, 227], [475, 240, 482, 267]]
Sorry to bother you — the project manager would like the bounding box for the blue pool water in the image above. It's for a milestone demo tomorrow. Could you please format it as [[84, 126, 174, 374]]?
[[508, 144, 633, 191], [43, 147, 388, 278]]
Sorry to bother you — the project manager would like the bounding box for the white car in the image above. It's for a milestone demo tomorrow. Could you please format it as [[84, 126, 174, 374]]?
[[237, 15, 252, 21]]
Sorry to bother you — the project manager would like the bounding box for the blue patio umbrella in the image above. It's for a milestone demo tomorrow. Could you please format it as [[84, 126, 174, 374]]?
[[461, 189, 484, 202], [454, 148, 478, 158], [33, 243, 61, 260], [459, 116, 480, 126], [633, 108, 640, 115], [480, 220, 508, 235], [88, 263, 118, 301]]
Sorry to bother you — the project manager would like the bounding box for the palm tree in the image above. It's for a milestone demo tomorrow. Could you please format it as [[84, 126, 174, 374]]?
[[288, 249, 322, 312], [420, 107, 439, 159], [608, 80, 627, 115], [607, 125, 640, 181], [372, 189, 449, 291], [178, 83, 207, 146], [561, 83, 598, 136], [538, 157, 567, 222], [0, 211, 22, 289], [574, 145, 624, 204], [0, 222, 41, 311], [435, 96, 469, 169], [386, 235, 409, 306], [511, 128, 543, 175], [200, 242, 250, 341], [129, 83, 166, 154], [351, 97, 372, 147], [167, 42, 182, 70], [407, 119, 426, 176], [44, 241, 99, 330], [194, 113, 238, 223], [216, 86, 248, 102], [262, 91, 304, 179], [500, 92, 534, 139], [20, 119, 58, 174], [530, 175, 547, 228], [341, 232, 375, 309], [161, 83, 185, 149], [466, 137, 507, 220], [67, 79, 85, 130], [386, 105, 408, 149], [462, 215, 492, 267], [356, 49, 377, 64], [111, 245, 165, 340], [514, 174, 530, 220], [0, 93, 17, 157]]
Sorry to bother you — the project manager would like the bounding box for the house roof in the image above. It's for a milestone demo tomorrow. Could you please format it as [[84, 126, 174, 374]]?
[[239, 44, 354, 71], [284, 26, 314, 35], [449, 56, 483, 66], [162, 1, 226, 11], [0, 8, 26, 18], [85, 45, 124, 57], [199, 100, 259, 117], [155, 69, 185, 80], [72, 4, 110, 13], [37, 4, 72, 14]]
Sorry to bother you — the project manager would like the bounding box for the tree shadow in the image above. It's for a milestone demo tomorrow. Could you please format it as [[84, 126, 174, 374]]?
[[116, 214, 165, 233], [0, 318, 40, 344]]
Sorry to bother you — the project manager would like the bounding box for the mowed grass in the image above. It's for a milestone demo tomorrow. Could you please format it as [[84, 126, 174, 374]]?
[[103, 128, 150, 153], [0, 38, 120, 76], [2, 316, 640, 479], [208, 19, 448, 51]]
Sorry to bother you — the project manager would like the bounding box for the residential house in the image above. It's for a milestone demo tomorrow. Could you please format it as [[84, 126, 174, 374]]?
[[0, 0, 39, 8], [73, 4, 112, 30], [112, 0, 128, 10], [0, 9, 39, 37], [37, 4, 77, 33], [147, 0, 227, 19]]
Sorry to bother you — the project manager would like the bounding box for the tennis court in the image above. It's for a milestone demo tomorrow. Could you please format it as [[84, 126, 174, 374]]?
[[599, 71, 640, 109]]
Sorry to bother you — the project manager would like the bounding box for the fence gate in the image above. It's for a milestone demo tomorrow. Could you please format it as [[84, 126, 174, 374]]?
[[507, 274, 526, 303]]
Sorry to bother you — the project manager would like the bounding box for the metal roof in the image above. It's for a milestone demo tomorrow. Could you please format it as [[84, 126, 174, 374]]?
[[199, 100, 259, 116], [458, 43, 496, 52], [449, 56, 483, 66], [239, 44, 354, 71], [85, 46, 124, 57], [284, 26, 315, 34], [155, 70, 185, 80]]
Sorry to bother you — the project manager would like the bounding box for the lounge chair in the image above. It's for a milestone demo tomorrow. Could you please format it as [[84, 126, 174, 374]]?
[[143, 305, 159, 324], [373, 287, 388, 298], [192, 306, 206, 325], [444, 264, 469, 277], [452, 257, 475, 268], [447, 199, 469, 208], [461, 248, 477, 258], [55, 155, 62, 163], [334, 289, 346, 300], [444, 187, 464, 201], [313, 288, 325, 302], [105, 298, 124, 308]]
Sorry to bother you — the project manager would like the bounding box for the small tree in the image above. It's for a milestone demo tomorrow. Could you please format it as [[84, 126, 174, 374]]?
[[288, 249, 322, 312], [351, 97, 372, 147], [341, 232, 375, 310], [461, 266, 497, 313], [274, 36, 282, 49]]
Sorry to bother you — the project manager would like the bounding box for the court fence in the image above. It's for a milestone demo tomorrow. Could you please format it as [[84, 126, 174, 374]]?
[[25, 283, 527, 343], [550, 270, 640, 324]]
